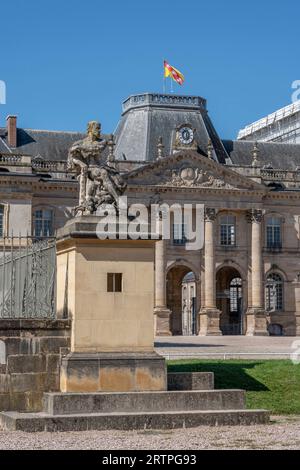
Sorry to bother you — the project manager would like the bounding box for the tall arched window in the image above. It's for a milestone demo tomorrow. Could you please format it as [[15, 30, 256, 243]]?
[[33, 209, 54, 237], [0, 205, 4, 237], [266, 216, 282, 249], [265, 272, 283, 311]]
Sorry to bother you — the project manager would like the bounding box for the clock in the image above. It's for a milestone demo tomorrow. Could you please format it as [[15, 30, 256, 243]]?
[[178, 126, 194, 145]]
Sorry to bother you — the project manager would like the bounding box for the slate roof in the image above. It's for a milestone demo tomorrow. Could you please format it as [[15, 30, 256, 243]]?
[[2, 94, 300, 171], [0, 137, 9, 153], [114, 93, 228, 164], [223, 140, 300, 170], [0, 127, 86, 161]]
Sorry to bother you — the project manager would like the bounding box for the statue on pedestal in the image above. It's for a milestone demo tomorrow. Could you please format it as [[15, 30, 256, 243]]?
[[67, 121, 126, 215]]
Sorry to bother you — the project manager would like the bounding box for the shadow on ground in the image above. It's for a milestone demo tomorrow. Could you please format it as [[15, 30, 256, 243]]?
[[155, 342, 225, 348], [167, 361, 269, 391]]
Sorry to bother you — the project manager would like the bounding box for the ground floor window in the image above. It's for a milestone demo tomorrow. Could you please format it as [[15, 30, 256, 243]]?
[[265, 272, 283, 311], [229, 277, 242, 312], [33, 209, 53, 237]]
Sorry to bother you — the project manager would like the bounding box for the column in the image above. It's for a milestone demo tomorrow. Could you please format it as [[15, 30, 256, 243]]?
[[154, 239, 172, 336], [246, 209, 268, 335], [199, 208, 221, 336]]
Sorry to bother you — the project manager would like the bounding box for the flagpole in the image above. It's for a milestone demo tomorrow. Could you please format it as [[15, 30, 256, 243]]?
[[163, 59, 166, 94]]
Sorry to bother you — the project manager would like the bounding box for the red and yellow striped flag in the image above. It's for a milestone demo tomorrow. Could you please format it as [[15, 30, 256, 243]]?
[[164, 60, 184, 85]]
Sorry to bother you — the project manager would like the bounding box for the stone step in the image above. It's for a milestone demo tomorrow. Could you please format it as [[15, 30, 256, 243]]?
[[167, 372, 214, 391], [43, 389, 245, 415], [0, 409, 270, 432]]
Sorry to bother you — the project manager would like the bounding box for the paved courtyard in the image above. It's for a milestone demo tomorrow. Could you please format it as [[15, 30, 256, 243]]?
[[155, 335, 300, 359], [0, 416, 299, 450]]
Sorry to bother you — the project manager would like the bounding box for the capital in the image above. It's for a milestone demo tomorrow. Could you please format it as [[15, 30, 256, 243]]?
[[246, 209, 263, 223], [205, 208, 217, 221]]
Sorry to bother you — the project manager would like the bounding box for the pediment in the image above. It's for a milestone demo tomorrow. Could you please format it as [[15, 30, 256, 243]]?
[[126, 151, 266, 192]]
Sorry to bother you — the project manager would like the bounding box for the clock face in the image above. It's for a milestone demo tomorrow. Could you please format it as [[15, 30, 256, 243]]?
[[179, 126, 194, 145]]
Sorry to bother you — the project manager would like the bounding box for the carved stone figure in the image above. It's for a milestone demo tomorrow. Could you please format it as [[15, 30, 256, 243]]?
[[68, 121, 126, 215]]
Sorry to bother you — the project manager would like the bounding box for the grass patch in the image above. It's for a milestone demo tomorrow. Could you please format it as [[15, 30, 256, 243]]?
[[167, 359, 300, 414]]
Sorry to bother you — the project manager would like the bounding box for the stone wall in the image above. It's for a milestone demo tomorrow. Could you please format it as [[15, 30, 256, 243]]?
[[0, 319, 70, 412]]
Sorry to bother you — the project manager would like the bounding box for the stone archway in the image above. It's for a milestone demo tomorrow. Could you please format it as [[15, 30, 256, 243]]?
[[216, 266, 244, 335], [167, 265, 198, 335]]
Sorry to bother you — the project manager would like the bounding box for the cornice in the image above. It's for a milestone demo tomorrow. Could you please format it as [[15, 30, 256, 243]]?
[[0, 176, 77, 193], [265, 191, 300, 200], [126, 184, 266, 198]]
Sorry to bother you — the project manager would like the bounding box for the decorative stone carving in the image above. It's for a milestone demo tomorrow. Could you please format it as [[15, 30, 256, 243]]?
[[252, 142, 261, 168], [127, 153, 266, 192], [207, 139, 214, 160], [161, 166, 235, 189], [246, 209, 263, 223], [204, 208, 217, 221], [67, 121, 126, 215], [157, 137, 164, 160]]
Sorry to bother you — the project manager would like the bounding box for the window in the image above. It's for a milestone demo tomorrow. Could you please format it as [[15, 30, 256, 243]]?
[[220, 215, 236, 246], [266, 216, 282, 249], [265, 273, 283, 311], [107, 273, 122, 292], [173, 223, 187, 245], [0, 205, 3, 237], [33, 209, 53, 237], [230, 277, 242, 312]]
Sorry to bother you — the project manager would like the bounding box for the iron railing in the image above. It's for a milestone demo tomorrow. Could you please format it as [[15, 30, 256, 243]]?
[[0, 236, 56, 319]]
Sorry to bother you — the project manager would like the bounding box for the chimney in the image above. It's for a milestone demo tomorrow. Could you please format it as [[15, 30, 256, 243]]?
[[6, 115, 17, 148]]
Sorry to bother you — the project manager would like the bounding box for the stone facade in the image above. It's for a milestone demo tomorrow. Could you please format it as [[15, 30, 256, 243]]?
[[1, 93, 300, 337], [0, 319, 70, 411], [55, 217, 166, 393]]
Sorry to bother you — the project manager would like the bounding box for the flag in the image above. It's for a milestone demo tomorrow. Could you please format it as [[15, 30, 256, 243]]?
[[164, 60, 184, 86]]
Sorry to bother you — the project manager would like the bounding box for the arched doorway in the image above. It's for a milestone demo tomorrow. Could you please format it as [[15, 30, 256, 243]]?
[[167, 265, 197, 335], [216, 266, 243, 335]]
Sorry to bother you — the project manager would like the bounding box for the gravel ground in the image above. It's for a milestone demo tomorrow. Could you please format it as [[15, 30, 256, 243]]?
[[0, 416, 299, 450]]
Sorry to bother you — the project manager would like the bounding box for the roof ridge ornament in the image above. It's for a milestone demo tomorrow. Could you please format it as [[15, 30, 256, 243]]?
[[157, 136, 164, 160], [207, 138, 214, 160], [107, 134, 116, 168], [252, 141, 261, 167]]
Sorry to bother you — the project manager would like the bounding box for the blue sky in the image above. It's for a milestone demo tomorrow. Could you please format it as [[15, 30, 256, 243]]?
[[0, 0, 299, 138]]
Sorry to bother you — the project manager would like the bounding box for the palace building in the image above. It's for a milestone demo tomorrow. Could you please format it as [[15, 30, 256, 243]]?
[[1, 93, 300, 337]]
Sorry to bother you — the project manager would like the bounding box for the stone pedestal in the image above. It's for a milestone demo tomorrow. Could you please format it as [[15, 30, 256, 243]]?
[[56, 216, 166, 392], [198, 308, 222, 336], [60, 352, 166, 393], [245, 308, 269, 337], [154, 308, 172, 336]]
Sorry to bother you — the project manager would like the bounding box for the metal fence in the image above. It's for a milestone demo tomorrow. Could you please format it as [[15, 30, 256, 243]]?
[[0, 236, 56, 319]]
